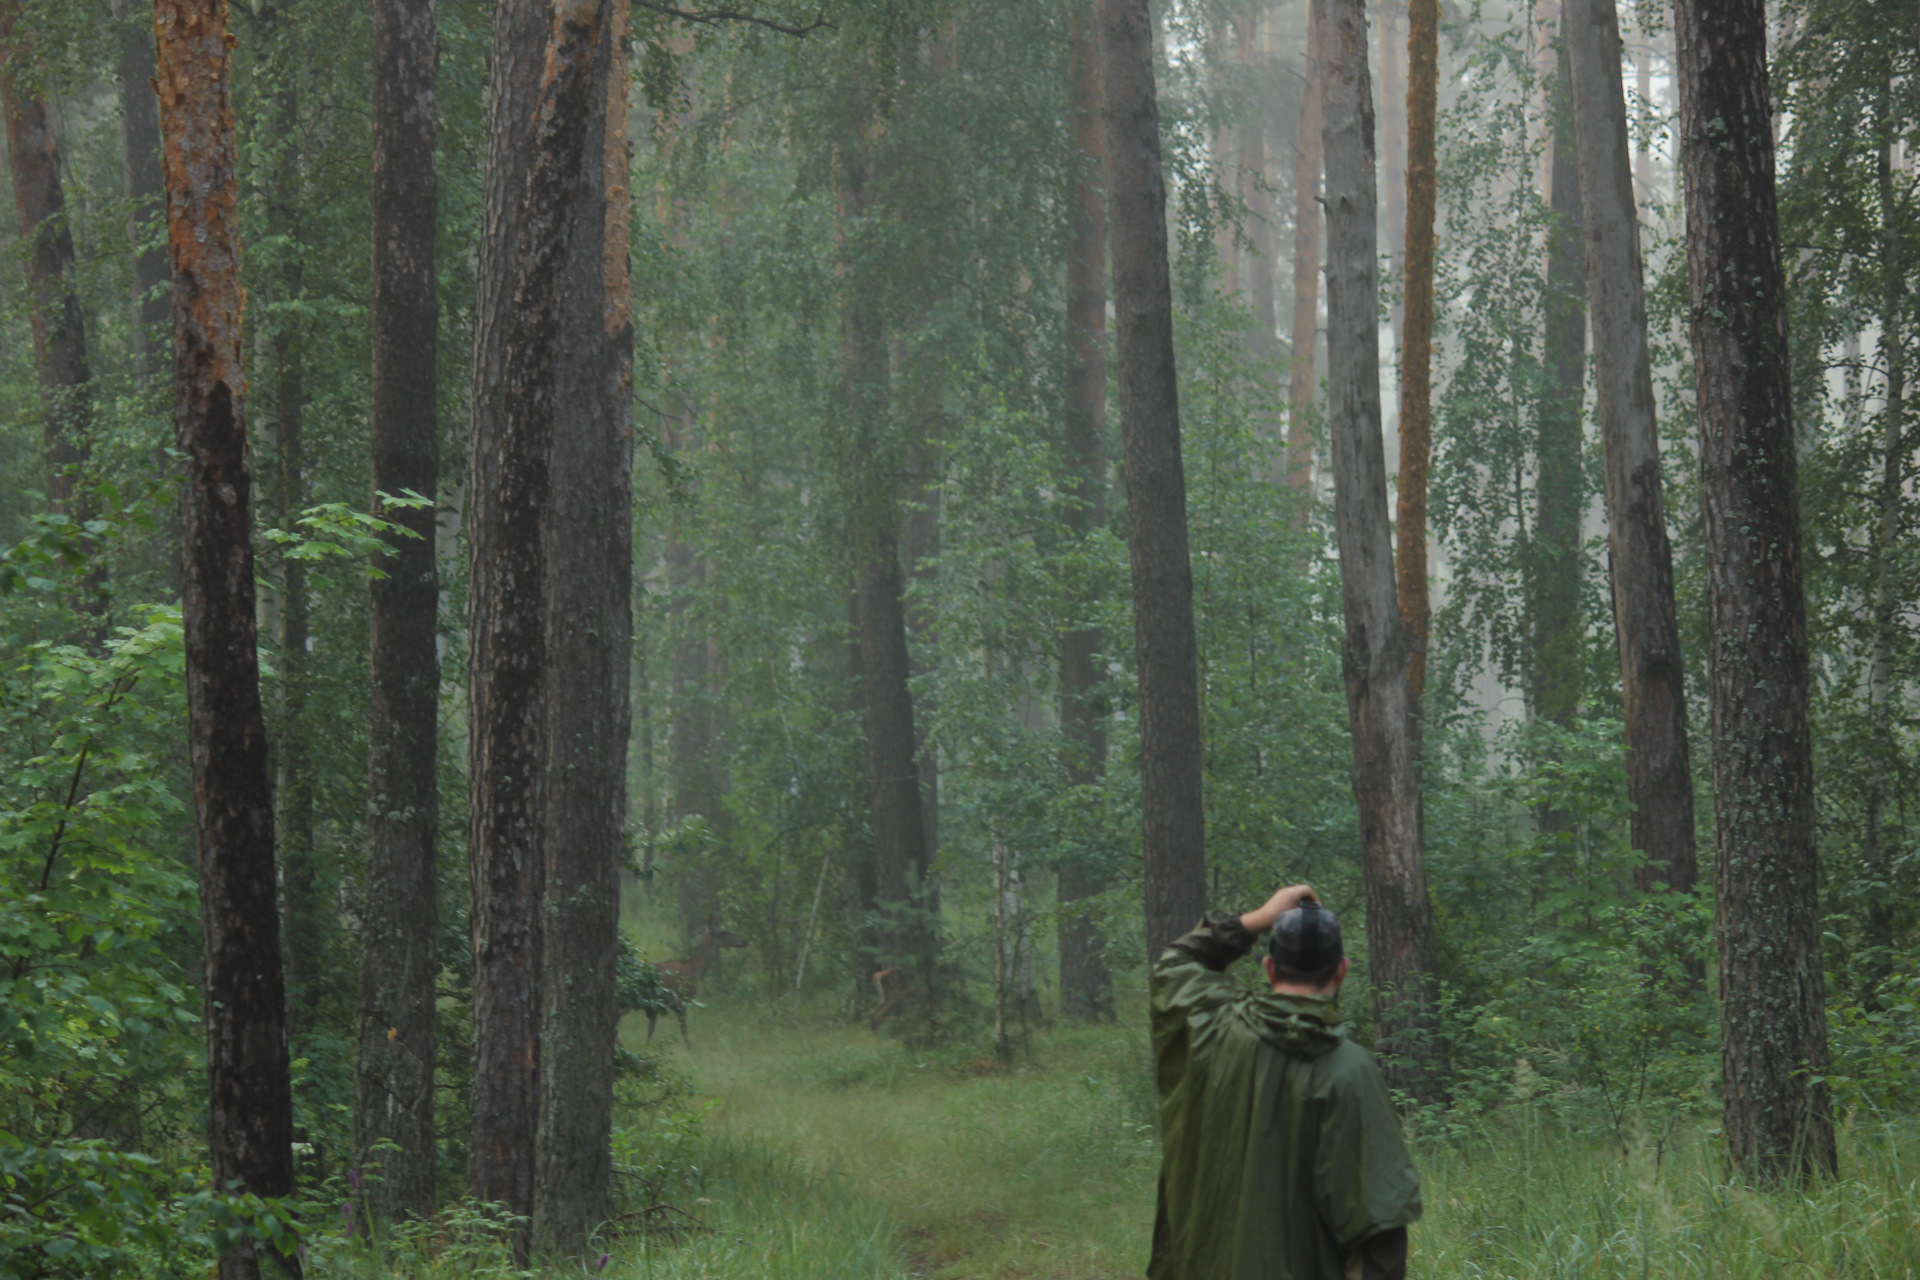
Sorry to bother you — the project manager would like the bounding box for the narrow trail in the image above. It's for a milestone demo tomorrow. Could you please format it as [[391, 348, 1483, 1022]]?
[[664, 1001, 1159, 1279]]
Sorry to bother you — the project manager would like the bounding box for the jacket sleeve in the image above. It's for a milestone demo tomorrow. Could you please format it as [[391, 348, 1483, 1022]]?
[[1312, 1048, 1423, 1253], [1166, 910, 1257, 971], [1353, 1226, 1407, 1280], [1149, 912, 1257, 1094]]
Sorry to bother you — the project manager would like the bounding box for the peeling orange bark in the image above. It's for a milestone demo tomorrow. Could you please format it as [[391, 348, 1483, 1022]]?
[[154, 3, 300, 1278]]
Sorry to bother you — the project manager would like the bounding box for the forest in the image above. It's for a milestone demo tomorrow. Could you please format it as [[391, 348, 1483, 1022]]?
[[1, 0, 1917, 1274]]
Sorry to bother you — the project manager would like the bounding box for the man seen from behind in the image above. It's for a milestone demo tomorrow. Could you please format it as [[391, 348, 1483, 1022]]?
[[1149, 883, 1422, 1280]]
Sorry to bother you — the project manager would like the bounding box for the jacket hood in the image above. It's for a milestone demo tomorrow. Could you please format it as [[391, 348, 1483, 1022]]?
[[1245, 991, 1347, 1060]]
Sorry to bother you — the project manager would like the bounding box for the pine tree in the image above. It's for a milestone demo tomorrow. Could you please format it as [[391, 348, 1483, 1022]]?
[[155, 1, 301, 1274], [1098, 0, 1207, 960], [1671, 0, 1834, 1182]]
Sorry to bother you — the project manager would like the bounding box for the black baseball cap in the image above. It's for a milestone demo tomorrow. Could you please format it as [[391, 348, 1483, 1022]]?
[[1269, 898, 1343, 971]]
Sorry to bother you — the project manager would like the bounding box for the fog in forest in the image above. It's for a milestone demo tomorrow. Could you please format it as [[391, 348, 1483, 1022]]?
[[1, 0, 1915, 1275]]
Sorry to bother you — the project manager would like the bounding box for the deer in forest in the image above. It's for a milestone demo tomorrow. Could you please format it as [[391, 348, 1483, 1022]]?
[[646, 919, 747, 1045], [869, 967, 917, 1032]]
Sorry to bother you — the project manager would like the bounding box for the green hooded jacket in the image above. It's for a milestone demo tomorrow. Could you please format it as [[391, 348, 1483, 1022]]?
[[1148, 913, 1422, 1280]]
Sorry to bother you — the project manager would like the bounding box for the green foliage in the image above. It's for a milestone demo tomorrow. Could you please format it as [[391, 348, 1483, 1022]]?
[[0, 593, 322, 1274]]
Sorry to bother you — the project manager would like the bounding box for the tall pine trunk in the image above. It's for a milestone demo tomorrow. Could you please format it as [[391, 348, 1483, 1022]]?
[[1099, 0, 1207, 961], [534, 0, 630, 1254], [464, 0, 547, 1227], [1321, 0, 1443, 1102], [856, 530, 932, 966], [1396, 0, 1437, 699], [468, 0, 607, 1247], [836, 125, 934, 984], [1, 18, 95, 529], [1285, 0, 1323, 502], [1671, 0, 1834, 1183], [1058, 0, 1112, 1021], [112, 0, 169, 369], [1531, 41, 1585, 733], [359, 0, 441, 1220], [1563, 0, 1697, 898], [154, 2, 302, 1275]]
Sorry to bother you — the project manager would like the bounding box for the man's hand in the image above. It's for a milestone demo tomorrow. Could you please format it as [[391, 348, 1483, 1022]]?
[[1240, 884, 1318, 936]]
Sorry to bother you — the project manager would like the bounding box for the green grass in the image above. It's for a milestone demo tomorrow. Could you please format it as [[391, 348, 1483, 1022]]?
[[1417, 1111, 1920, 1278], [605, 994, 1920, 1280], [311, 977, 1920, 1278], [652, 1003, 1159, 1278]]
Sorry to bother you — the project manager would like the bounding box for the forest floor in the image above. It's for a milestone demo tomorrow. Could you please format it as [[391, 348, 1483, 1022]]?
[[600, 989, 1920, 1280]]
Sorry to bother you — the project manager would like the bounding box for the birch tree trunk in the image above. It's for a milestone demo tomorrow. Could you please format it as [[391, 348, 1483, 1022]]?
[[1059, 0, 1112, 1021], [1321, 0, 1443, 1102], [359, 0, 441, 1221], [1858, 99, 1904, 1005], [1099, 0, 1207, 961], [154, 2, 301, 1274], [1564, 0, 1698, 899], [1670, 0, 1834, 1183], [534, 0, 630, 1253]]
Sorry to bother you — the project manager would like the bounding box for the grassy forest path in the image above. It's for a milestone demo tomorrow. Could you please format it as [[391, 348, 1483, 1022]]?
[[611, 985, 1920, 1280], [654, 1000, 1159, 1279]]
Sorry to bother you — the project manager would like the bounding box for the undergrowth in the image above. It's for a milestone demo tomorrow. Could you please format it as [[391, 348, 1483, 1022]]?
[[304, 995, 1920, 1279]]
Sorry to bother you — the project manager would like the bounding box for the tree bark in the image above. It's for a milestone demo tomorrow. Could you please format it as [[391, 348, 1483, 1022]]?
[[467, 0, 609, 1249], [1058, 0, 1112, 1022], [464, 0, 549, 1227], [856, 539, 932, 959], [1286, 0, 1324, 502], [1531, 40, 1585, 732], [1563, 0, 1697, 898], [1099, 0, 1207, 962], [1670, 0, 1834, 1182], [1857, 96, 1903, 1006], [112, 0, 169, 371], [1, 16, 95, 527], [1321, 0, 1443, 1102], [358, 0, 440, 1221], [154, 2, 301, 1275], [534, 0, 630, 1254], [1377, 0, 1406, 346], [1395, 0, 1436, 700], [837, 121, 934, 979]]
